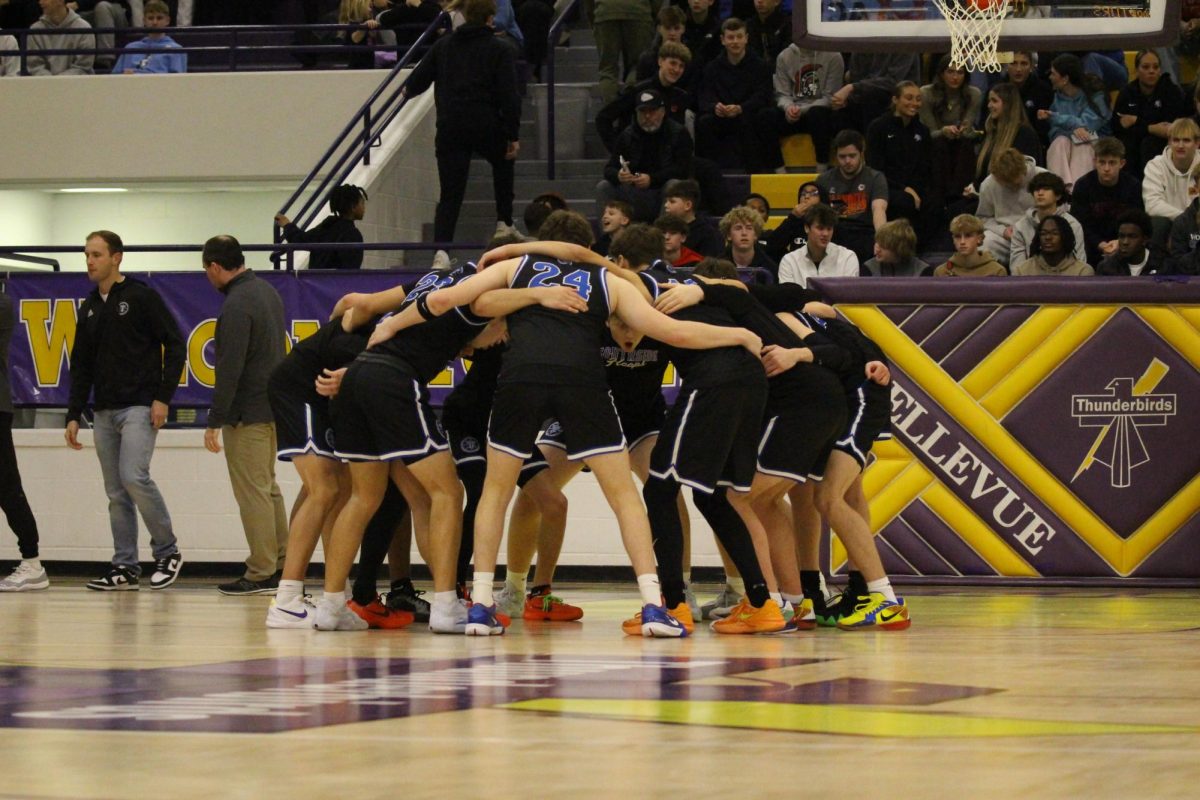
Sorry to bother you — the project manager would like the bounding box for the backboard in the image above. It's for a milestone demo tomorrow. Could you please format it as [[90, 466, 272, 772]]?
[[792, 0, 1182, 52]]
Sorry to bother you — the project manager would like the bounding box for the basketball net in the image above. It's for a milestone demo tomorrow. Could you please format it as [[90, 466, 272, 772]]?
[[930, 0, 1013, 73]]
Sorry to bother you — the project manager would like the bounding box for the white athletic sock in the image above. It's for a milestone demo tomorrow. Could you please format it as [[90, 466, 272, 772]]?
[[505, 572, 527, 597], [867, 578, 897, 603], [432, 590, 457, 607], [472, 572, 495, 607], [819, 573, 834, 602], [22, 558, 42, 571], [636, 573, 661, 606], [728, 576, 746, 597], [322, 590, 345, 607], [276, 579, 304, 606], [770, 591, 784, 607], [782, 591, 804, 606]]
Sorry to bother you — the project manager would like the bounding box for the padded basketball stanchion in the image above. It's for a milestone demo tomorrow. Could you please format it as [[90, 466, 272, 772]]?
[[930, 0, 1014, 72]]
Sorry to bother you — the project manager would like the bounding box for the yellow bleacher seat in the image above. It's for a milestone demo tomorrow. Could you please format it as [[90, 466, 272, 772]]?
[[780, 133, 817, 167], [750, 173, 818, 211]]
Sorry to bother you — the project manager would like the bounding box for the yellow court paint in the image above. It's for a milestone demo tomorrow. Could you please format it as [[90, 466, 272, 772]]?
[[504, 699, 1198, 738]]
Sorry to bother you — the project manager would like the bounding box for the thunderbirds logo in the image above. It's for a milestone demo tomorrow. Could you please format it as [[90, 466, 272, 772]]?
[[1071, 358, 1176, 489]]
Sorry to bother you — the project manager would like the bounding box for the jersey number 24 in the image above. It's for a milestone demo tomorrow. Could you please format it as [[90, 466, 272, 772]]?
[[528, 262, 593, 300]]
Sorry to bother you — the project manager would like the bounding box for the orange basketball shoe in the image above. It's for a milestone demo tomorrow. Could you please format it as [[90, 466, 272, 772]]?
[[710, 598, 787, 634], [523, 586, 584, 621], [348, 596, 415, 629]]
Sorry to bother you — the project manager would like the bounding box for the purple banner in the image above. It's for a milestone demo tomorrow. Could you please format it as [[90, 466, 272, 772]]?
[[4, 270, 429, 408]]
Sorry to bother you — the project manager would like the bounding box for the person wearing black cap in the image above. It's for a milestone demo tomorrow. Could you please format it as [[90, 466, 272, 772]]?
[[596, 87, 695, 222]]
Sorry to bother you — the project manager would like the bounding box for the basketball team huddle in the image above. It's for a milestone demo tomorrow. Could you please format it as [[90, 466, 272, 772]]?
[[267, 209, 911, 637]]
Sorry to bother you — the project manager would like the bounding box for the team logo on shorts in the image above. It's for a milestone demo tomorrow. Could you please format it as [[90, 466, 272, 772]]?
[[461, 436, 481, 454], [325, 429, 337, 450], [118, 302, 130, 316], [544, 422, 563, 439]]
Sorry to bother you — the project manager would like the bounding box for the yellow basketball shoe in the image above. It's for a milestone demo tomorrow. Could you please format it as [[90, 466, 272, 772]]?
[[836, 592, 911, 631], [711, 598, 787, 634]]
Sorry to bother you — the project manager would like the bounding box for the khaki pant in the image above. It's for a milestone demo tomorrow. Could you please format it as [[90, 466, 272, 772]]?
[[223, 423, 288, 581]]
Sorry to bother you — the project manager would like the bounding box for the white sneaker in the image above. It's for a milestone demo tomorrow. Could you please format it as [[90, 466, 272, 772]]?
[[432, 249, 451, 271], [266, 595, 317, 629], [314, 599, 368, 631], [700, 584, 742, 620], [495, 220, 518, 237], [683, 584, 700, 621], [429, 597, 469, 634], [0, 561, 50, 592], [494, 586, 524, 619]]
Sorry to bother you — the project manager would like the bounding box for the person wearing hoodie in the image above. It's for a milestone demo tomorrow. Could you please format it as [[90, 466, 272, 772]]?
[[1110, 50, 1187, 176], [759, 43, 843, 172], [744, 0, 790, 63], [1009, 171, 1086, 266], [1096, 210, 1167, 276], [111, 1, 186, 74], [275, 184, 368, 270], [1143, 117, 1200, 248], [27, 0, 95, 75], [1036, 53, 1111, 187], [934, 214, 1007, 276], [695, 17, 772, 171], [977, 148, 1044, 265], [1167, 165, 1200, 257], [1013, 215, 1095, 276]]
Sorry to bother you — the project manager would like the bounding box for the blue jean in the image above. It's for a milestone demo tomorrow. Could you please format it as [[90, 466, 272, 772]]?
[[93, 406, 177, 573]]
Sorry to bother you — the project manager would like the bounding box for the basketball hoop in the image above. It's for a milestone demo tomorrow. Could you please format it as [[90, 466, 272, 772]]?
[[930, 0, 1014, 73]]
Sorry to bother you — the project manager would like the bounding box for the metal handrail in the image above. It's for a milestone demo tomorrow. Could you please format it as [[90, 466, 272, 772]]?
[[544, 0, 580, 181], [0, 23, 433, 74], [273, 12, 449, 270]]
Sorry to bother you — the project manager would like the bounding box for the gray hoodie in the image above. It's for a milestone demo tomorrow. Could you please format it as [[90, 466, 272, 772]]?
[[977, 155, 1045, 265], [28, 10, 94, 76], [774, 46, 843, 114]]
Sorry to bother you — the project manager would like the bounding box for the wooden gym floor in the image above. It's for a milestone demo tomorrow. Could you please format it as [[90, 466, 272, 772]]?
[[0, 583, 1197, 799]]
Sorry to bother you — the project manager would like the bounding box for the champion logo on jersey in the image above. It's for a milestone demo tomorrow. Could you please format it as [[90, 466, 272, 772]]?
[[118, 302, 130, 316], [913, 133, 922, 141]]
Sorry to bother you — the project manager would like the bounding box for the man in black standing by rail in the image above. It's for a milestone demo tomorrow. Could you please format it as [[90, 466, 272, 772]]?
[[402, 0, 522, 269]]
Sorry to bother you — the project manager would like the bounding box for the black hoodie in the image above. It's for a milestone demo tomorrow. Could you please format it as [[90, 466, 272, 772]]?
[[282, 216, 364, 270]]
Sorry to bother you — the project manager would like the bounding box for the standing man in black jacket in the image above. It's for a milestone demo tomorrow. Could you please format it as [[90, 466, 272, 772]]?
[[404, 0, 522, 268], [596, 88, 694, 222], [65, 231, 186, 592], [202, 235, 290, 596]]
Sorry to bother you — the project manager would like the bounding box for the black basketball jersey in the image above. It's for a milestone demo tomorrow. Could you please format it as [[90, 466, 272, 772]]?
[[602, 270, 669, 407], [372, 264, 491, 383], [793, 311, 888, 394], [500, 256, 612, 387], [271, 315, 373, 397], [441, 341, 505, 433]]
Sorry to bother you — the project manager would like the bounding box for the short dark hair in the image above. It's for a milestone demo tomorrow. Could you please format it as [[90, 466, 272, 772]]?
[[532, 191, 568, 211], [657, 5, 686, 27], [537, 210, 594, 247], [202, 235, 245, 271], [654, 213, 689, 236], [743, 192, 770, 211], [523, 201, 554, 235], [804, 203, 838, 229], [1031, 214, 1077, 256], [86, 230, 123, 255], [832, 129, 865, 154], [1116, 209, 1153, 239], [329, 184, 367, 217], [609, 223, 665, 268], [1028, 170, 1068, 202], [692, 258, 738, 280], [663, 178, 701, 205], [604, 200, 634, 220], [461, 0, 497, 25], [721, 17, 746, 35]]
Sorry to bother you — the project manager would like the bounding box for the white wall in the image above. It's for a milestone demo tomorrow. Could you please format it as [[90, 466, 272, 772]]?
[[7, 431, 723, 569]]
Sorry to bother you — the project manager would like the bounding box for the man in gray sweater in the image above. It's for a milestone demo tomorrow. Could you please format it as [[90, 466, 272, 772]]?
[[202, 235, 289, 596], [28, 0, 95, 75]]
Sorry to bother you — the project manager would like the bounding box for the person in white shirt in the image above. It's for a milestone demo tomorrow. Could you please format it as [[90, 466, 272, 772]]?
[[1142, 117, 1200, 248], [776, 203, 860, 287]]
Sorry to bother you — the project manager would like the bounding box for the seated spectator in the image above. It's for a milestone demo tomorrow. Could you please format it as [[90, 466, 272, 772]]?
[[1168, 164, 1200, 257], [920, 55, 983, 211], [1111, 50, 1187, 177], [72, 1, 130, 70], [934, 214, 1007, 276], [764, 180, 825, 262], [1080, 50, 1130, 94], [1, 34, 19, 77], [867, 81, 934, 237], [745, 0, 790, 63], [112, 2, 185, 74], [1070, 137, 1144, 264], [742, 192, 770, 223], [1010, 171, 1086, 265], [681, 0, 721, 71], [1013, 215, 1095, 275], [663, 178, 722, 256], [820, 52, 921, 142], [978, 147, 1044, 266], [969, 82, 1043, 198], [594, 199, 633, 255], [633, 6, 693, 88], [995, 51, 1054, 148], [521, 192, 567, 237], [1036, 53, 1111, 188], [339, 0, 380, 70], [863, 219, 929, 277], [596, 88, 693, 222], [777, 203, 859, 287], [695, 17, 772, 172], [596, 41, 693, 153], [27, 0, 94, 75], [719, 205, 778, 277], [1096, 210, 1165, 275], [759, 42, 844, 173], [1143, 116, 1200, 247], [377, 0, 443, 51], [274, 184, 368, 270], [816, 129, 888, 265], [656, 213, 703, 267]]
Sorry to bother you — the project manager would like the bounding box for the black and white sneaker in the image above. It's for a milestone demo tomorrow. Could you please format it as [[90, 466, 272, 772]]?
[[149, 553, 184, 590], [217, 573, 280, 596], [86, 566, 139, 592], [386, 578, 431, 623]]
